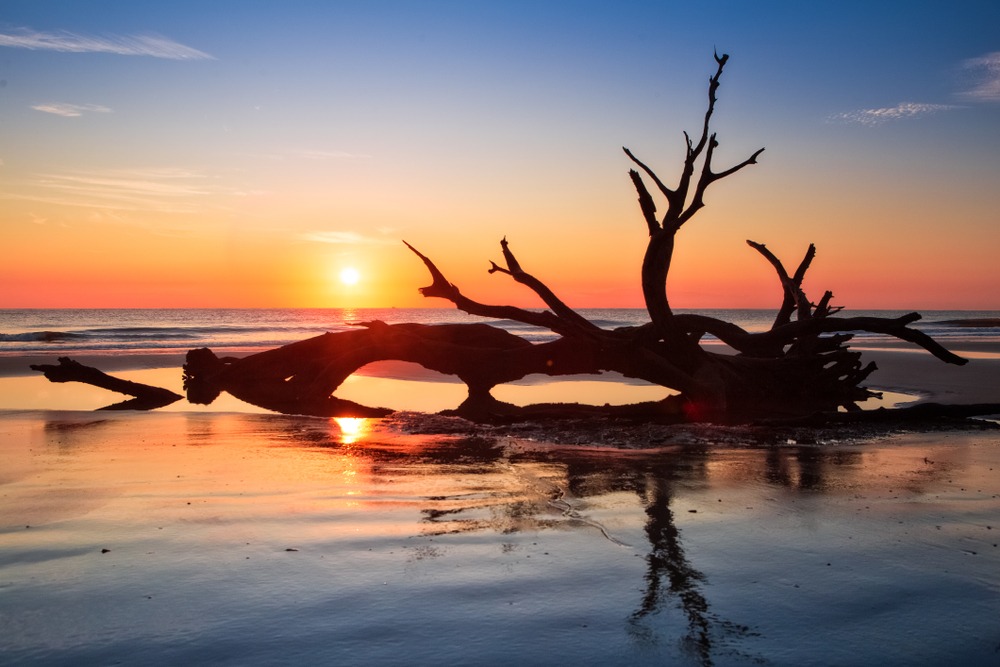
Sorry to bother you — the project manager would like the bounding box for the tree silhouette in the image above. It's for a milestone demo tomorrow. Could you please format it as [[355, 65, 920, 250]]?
[[40, 53, 975, 423]]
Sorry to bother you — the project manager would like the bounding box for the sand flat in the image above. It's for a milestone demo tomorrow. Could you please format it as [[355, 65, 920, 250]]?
[[2, 410, 999, 665], [2, 341, 1000, 664]]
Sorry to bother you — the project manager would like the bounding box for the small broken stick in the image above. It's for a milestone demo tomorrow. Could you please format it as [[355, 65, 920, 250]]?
[[30, 357, 182, 411]]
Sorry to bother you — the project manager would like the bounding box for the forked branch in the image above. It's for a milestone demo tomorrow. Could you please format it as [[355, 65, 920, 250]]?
[[747, 240, 814, 327], [677, 140, 764, 228], [487, 237, 601, 335], [625, 52, 765, 234], [672, 312, 967, 365], [404, 240, 599, 339]]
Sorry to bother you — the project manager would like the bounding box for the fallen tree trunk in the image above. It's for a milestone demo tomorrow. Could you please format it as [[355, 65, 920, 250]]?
[[29, 357, 182, 410], [178, 54, 968, 423], [177, 316, 959, 424], [181, 321, 691, 421]]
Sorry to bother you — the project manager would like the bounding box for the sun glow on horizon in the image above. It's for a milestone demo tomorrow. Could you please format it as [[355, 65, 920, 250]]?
[[1, 4, 998, 311], [339, 267, 361, 286]]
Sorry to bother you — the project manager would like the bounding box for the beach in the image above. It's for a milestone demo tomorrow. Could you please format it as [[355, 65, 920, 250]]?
[[2, 328, 1000, 665], [4, 0, 999, 663]]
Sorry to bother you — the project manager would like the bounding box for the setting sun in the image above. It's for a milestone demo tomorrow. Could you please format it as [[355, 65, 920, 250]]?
[[339, 267, 361, 286]]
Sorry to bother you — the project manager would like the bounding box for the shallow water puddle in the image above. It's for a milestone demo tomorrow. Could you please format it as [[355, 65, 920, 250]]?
[[1, 413, 999, 666]]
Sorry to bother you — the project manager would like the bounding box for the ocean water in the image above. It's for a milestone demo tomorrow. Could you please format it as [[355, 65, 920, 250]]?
[[2, 307, 999, 355]]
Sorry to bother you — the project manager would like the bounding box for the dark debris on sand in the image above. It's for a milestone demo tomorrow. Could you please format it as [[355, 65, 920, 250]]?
[[381, 409, 1000, 450]]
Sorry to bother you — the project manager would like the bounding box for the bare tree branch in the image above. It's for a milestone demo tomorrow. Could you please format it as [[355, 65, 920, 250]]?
[[747, 240, 812, 326], [488, 237, 602, 335], [670, 51, 728, 221], [674, 312, 967, 365], [404, 241, 596, 339], [790, 244, 816, 287], [623, 147, 679, 215], [813, 291, 843, 318], [628, 169, 659, 235], [678, 142, 764, 228], [711, 147, 766, 182]]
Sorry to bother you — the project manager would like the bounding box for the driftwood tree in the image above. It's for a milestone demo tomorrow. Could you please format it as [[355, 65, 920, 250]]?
[[47, 54, 970, 423], [391, 53, 963, 418]]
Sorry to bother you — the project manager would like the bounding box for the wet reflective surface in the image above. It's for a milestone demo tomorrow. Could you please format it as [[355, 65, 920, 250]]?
[[2, 411, 999, 666]]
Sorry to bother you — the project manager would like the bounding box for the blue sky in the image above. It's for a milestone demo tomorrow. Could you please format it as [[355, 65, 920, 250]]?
[[1, 1, 999, 308]]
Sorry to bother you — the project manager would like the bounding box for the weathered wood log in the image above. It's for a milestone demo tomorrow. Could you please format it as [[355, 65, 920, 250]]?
[[176, 317, 878, 422], [181, 321, 688, 420], [176, 54, 971, 423], [30, 357, 182, 410]]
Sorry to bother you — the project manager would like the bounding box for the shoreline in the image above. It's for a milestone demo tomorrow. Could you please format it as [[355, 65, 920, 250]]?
[[3, 338, 999, 410], [3, 339, 999, 664]]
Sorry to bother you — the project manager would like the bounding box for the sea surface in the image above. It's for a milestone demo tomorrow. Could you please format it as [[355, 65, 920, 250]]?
[[3, 308, 999, 355]]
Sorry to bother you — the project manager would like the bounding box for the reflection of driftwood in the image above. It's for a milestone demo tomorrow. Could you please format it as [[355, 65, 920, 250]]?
[[630, 474, 715, 662], [29, 357, 182, 410], [392, 438, 752, 664]]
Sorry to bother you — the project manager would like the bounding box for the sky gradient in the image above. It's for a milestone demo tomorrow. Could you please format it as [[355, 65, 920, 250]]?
[[2, 1, 999, 309]]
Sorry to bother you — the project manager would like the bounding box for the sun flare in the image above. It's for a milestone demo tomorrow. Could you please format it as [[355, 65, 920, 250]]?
[[339, 267, 361, 286], [333, 417, 369, 444]]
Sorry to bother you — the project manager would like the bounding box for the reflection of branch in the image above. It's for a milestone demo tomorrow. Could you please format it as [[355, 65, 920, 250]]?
[[630, 476, 713, 665], [379, 445, 757, 665]]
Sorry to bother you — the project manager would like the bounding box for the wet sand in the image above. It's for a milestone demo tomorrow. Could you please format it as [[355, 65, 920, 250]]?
[[2, 341, 1000, 665], [1, 412, 999, 665]]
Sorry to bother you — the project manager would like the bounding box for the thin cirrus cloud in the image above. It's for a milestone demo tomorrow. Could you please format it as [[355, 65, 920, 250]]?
[[829, 51, 1000, 126], [0, 27, 212, 60], [828, 102, 959, 126], [960, 51, 1000, 101], [4, 167, 230, 215], [32, 102, 112, 117]]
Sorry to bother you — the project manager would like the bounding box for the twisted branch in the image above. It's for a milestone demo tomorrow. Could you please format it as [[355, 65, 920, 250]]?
[[404, 240, 598, 339]]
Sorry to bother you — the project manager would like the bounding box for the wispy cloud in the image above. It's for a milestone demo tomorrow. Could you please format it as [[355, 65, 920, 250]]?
[[828, 102, 958, 126], [959, 51, 1000, 102], [0, 27, 213, 60], [2, 167, 232, 215], [830, 51, 1000, 126], [300, 230, 397, 245], [32, 102, 112, 117]]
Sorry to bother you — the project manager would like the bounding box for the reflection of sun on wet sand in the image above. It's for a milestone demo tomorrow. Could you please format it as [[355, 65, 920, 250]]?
[[1, 328, 999, 664], [0, 407, 998, 665]]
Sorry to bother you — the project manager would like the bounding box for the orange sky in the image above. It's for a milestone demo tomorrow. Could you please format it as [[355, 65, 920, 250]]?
[[2, 3, 999, 310]]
